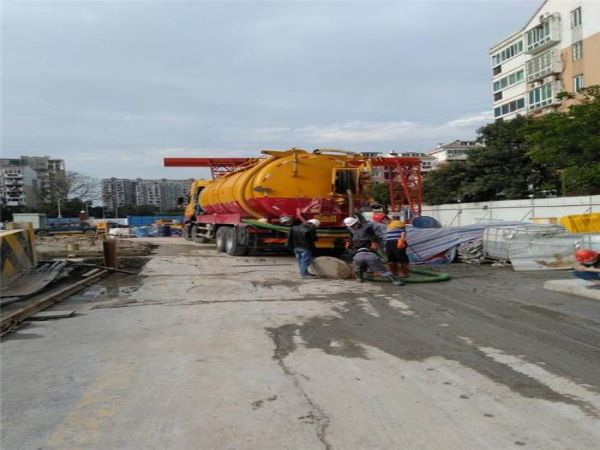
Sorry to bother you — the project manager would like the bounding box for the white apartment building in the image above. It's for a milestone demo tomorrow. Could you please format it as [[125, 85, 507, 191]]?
[[102, 178, 194, 212], [426, 140, 484, 166], [0, 165, 39, 208], [396, 152, 437, 174], [101, 178, 137, 212], [0, 156, 66, 203], [490, 0, 600, 120]]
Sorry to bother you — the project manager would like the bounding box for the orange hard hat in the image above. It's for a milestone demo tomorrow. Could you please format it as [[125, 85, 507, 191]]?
[[575, 249, 599, 263], [372, 213, 387, 223]]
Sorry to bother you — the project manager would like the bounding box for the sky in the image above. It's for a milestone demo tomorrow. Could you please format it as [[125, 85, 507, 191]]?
[[2, 0, 540, 180]]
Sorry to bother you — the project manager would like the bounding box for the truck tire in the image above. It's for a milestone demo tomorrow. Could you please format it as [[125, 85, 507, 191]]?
[[216, 227, 229, 252], [191, 224, 209, 244], [225, 228, 248, 256]]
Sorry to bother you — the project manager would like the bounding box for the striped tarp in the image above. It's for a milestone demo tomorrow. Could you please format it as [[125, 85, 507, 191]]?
[[406, 223, 521, 264]]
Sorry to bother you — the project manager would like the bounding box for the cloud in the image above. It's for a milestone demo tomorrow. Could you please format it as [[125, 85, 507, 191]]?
[[242, 111, 492, 151]]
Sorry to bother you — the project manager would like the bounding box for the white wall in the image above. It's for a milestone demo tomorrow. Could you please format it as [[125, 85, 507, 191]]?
[[422, 195, 599, 226]]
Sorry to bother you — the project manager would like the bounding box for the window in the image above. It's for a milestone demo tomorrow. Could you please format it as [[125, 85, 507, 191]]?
[[493, 70, 524, 92], [572, 41, 583, 60], [494, 92, 503, 101], [526, 21, 551, 51], [574, 74, 584, 92], [494, 98, 526, 118], [526, 50, 554, 81], [571, 7, 582, 27], [528, 83, 554, 110], [493, 65, 502, 76], [491, 40, 524, 66]]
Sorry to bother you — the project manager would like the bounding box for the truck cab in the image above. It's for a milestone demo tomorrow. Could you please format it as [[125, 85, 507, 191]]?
[[182, 179, 211, 240]]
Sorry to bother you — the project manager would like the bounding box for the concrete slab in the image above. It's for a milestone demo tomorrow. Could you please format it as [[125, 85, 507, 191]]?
[[544, 279, 600, 301]]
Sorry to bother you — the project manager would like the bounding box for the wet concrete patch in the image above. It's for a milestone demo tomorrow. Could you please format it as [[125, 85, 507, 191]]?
[[266, 292, 600, 416]]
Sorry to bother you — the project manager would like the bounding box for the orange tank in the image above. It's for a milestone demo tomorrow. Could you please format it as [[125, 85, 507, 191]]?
[[199, 149, 371, 226]]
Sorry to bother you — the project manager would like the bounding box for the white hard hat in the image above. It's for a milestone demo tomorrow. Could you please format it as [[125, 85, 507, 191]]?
[[343, 217, 359, 227], [307, 219, 321, 227]]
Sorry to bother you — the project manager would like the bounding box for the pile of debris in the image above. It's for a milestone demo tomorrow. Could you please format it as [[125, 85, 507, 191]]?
[[36, 235, 156, 259]]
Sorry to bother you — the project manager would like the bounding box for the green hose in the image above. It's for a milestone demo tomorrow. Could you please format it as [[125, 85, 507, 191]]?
[[364, 267, 451, 283], [242, 219, 349, 237]]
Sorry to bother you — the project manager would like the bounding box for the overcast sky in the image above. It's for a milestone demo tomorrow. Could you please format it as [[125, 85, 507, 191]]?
[[2, 0, 539, 179]]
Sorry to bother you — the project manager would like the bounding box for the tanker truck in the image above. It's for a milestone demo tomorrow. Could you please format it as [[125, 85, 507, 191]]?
[[181, 179, 212, 243], [167, 148, 422, 256]]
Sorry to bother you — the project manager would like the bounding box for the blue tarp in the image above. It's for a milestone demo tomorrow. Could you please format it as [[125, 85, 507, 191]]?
[[127, 215, 183, 226]]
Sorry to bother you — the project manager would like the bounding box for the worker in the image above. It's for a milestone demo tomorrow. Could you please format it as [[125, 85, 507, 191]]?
[[279, 215, 295, 227], [344, 216, 404, 286], [373, 213, 410, 278], [286, 218, 321, 279], [343, 216, 386, 251], [573, 249, 600, 287], [352, 247, 405, 286]]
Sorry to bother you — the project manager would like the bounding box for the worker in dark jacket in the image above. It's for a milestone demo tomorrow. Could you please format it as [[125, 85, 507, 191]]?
[[286, 219, 321, 278], [343, 216, 386, 251]]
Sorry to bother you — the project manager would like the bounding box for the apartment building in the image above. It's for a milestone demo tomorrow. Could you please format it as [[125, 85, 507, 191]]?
[[0, 164, 39, 208], [102, 178, 193, 212], [0, 156, 66, 203], [426, 140, 484, 166], [396, 152, 437, 174], [101, 178, 137, 212], [490, 0, 600, 120]]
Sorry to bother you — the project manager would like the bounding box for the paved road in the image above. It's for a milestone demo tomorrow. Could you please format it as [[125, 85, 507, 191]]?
[[2, 239, 600, 450]]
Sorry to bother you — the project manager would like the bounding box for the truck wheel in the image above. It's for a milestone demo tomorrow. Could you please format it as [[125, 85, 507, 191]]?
[[225, 228, 248, 256], [215, 227, 229, 252], [191, 224, 209, 244]]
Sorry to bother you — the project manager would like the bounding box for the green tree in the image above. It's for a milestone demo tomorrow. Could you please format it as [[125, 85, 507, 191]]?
[[422, 162, 469, 204], [119, 204, 160, 216], [422, 115, 559, 205], [368, 182, 390, 207], [524, 85, 600, 195]]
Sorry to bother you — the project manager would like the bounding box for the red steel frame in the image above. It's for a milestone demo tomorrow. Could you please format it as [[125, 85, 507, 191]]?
[[164, 156, 422, 216], [164, 157, 253, 179], [369, 157, 422, 217]]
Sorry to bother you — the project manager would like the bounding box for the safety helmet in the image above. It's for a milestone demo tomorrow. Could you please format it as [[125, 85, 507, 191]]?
[[343, 217, 359, 227], [575, 249, 599, 264], [372, 213, 387, 223], [307, 219, 321, 227], [279, 215, 294, 226]]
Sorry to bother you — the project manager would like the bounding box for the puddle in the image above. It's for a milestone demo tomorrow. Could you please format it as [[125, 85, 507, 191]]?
[[54, 257, 149, 310]]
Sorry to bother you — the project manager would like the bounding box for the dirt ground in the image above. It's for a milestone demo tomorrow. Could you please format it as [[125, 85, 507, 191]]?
[[2, 238, 599, 450]]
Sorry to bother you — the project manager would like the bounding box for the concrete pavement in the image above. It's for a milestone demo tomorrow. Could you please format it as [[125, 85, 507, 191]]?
[[2, 238, 600, 449]]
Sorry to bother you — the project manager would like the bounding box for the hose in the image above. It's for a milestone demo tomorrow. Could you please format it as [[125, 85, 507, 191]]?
[[364, 267, 451, 283], [242, 219, 349, 237]]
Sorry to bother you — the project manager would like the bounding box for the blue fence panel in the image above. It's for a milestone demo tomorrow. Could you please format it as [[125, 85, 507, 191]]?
[[126, 215, 183, 227]]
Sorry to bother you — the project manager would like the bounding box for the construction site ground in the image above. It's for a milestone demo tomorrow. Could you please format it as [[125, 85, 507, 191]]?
[[2, 238, 600, 450]]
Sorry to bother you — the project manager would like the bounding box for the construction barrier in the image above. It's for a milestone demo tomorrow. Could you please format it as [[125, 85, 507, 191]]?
[[1, 229, 37, 285], [559, 213, 600, 233]]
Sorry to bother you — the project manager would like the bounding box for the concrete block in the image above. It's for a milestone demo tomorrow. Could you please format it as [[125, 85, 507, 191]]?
[[543, 279, 600, 301], [311, 256, 353, 279]]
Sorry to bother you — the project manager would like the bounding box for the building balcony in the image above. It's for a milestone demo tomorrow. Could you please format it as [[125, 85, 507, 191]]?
[[526, 50, 561, 82], [527, 80, 562, 112], [525, 15, 560, 55]]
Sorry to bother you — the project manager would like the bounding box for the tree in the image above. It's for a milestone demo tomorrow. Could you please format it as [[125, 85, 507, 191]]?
[[422, 162, 470, 204], [368, 183, 390, 207], [118, 204, 160, 216], [55, 171, 101, 203], [524, 85, 600, 195], [422, 115, 559, 205]]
